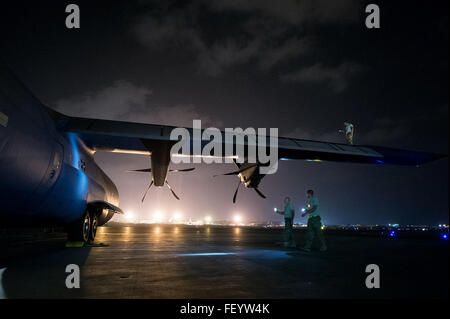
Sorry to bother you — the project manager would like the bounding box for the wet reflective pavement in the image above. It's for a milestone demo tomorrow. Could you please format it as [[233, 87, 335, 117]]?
[[0, 224, 448, 298]]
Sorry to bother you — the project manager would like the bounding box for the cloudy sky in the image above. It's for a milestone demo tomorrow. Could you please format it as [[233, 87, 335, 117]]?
[[1, 0, 448, 224]]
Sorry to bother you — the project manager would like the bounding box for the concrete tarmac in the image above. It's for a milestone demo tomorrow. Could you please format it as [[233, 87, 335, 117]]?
[[0, 224, 448, 299]]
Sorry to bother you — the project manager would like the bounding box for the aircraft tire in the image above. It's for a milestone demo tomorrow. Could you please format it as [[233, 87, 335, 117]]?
[[88, 212, 98, 244], [67, 210, 91, 244]]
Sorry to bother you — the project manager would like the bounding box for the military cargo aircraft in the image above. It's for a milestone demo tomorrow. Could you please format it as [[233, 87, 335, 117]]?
[[0, 64, 444, 243]]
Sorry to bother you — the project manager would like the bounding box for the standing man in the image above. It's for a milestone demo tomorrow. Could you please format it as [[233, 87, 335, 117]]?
[[301, 190, 327, 252], [341, 122, 354, 145], [275, 196, 296, 248]]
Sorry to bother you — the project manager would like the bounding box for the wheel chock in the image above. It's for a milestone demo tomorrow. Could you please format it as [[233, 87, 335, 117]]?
[[65, 241, 85, 247]]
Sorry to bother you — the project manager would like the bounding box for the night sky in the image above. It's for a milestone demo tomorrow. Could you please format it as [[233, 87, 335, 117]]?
[[1, 0, 448, 225]]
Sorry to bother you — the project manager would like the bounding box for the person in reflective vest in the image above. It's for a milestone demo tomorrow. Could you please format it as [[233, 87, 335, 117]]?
[[275, 196, 296, 248], [301, 189, 327, 252]]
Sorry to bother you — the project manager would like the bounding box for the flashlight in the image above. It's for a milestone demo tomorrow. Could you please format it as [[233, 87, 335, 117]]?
[[301, 208, 306, 212], [273, 207, 278, 212]]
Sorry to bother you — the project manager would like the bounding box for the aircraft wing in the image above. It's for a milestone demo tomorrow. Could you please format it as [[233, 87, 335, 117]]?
[[53, 110, 445, 166]]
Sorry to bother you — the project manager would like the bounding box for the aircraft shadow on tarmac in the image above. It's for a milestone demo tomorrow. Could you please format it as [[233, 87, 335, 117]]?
[[1, 237, 92, 299]]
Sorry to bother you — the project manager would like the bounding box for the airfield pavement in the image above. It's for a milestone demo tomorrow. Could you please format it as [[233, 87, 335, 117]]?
[[0, 223, 448, 299]]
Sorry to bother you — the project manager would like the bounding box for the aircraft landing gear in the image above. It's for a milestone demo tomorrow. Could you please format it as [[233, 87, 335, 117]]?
[[88, 213, 98, 244], [67, 210, 92, 244]]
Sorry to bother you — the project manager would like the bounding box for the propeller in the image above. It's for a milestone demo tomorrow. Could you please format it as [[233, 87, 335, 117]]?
[[131, 166, 193, 201], [254, 188, 266, 199], [141, 181, 153, 202], [165, 181, 180, 200], [213, 164, 258, 177], [232, 181, 241, 204], [127, 168, 152, 173], [215, 164, 265, 203], [127, 167, 195, 173], [170, 167, 195, 172]]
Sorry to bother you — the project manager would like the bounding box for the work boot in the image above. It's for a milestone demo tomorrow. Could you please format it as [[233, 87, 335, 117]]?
[[300, 247, 311, 252]]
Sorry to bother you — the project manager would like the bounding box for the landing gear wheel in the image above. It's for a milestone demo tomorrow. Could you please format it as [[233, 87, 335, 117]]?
[[67, 210, 91, 244], [88, 213, 98, 244]]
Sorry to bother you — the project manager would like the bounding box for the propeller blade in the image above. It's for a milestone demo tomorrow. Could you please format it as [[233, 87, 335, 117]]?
[[254, 188, 266, 199], [165, 181, 180, 200], [127, 168, 152, 173], [141, 181, 154, 202], [169, 167, 195, 172], [214, 164, 259, 177], [232, 181, 241, 204]]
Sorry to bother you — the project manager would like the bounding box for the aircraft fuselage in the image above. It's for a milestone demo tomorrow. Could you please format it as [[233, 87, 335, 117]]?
[[0, 67, 119, 226]]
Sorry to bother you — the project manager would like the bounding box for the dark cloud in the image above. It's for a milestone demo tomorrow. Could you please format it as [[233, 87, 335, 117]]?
[[132, 0, 360, 77], [362, 117, 410, 145], [258, 37, 312, 70], [287, 104, 450, 149], [55, 80, 152, 120], [209, 0, 361, 25], [56, 81, 222, 127], [281, 62, 362, 92]]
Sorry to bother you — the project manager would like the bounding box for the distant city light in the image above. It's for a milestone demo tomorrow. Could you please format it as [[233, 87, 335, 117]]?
[[117, 213, 447, 235], [173, 212, 183, 223], [125, 211, 134, 222], [154, 211, 164, 223]]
